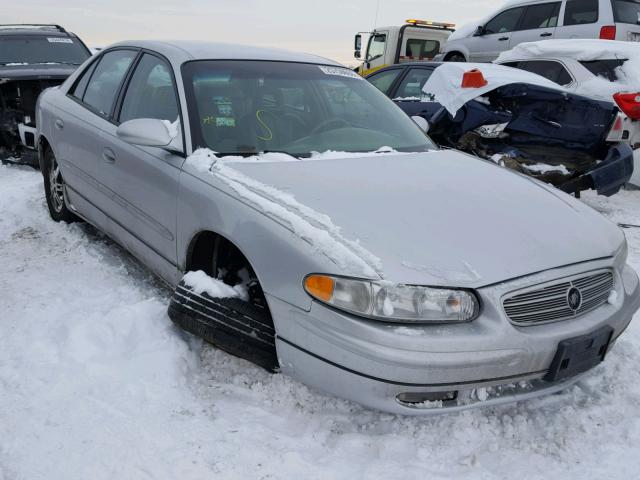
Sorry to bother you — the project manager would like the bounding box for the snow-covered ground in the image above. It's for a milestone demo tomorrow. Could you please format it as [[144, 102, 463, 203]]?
[[2, 163, 640, 480]]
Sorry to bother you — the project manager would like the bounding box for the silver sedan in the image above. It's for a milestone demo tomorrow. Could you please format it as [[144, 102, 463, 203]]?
[[36, 40, 640, 414]]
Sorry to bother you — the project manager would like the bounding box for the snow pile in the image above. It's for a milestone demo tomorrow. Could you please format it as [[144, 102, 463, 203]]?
[[522, 163, 571, 175], [3, 165, 640, 478], [185, 149, 384, 278], [423, 62, 564, 115], [183, 270, 248, 300]]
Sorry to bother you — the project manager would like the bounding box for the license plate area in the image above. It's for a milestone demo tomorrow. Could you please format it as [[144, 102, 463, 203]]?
[[544, 326, 613, 382]]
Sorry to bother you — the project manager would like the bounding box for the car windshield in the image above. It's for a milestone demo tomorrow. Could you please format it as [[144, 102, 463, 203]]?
[[182, 60, 436, 157], [579, 59, 627, 81], [612, 0, 640, 24], [0, 36, 90, 65]]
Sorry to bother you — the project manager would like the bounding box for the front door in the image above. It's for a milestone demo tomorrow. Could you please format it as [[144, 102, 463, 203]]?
[[471, 6, 526, 62], [98, 52, 184, 278]]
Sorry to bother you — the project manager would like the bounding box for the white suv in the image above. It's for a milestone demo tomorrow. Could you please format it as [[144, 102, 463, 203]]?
[[440, 0, 640, 62]]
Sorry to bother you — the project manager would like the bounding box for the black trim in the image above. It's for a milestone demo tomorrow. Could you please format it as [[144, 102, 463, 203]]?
[[65, 47, 141, 126], [65, 184, 178, 267], [276, 336, 547, 388]]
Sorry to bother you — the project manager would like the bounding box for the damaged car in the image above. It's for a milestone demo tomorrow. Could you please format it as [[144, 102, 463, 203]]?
[[367, 61, 634, 196], [0, 24, 91, 166], [37, 41, 640, 414]]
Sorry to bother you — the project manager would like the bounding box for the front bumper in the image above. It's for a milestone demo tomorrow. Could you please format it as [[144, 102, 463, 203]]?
[[271, 258, 640, 414]]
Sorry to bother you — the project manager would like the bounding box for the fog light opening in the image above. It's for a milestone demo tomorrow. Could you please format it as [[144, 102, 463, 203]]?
[[396, 391, 458, 408]]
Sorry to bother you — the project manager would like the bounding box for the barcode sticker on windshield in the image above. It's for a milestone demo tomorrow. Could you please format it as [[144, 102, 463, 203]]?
[[318, 65, 361, 79], [47, 38, 74, 44]]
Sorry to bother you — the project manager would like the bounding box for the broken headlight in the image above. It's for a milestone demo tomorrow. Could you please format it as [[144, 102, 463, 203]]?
[[474, 122, 508, 139], [304, 275, 479, 323]]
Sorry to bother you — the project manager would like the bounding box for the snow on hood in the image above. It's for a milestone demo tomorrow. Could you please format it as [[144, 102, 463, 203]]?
[[186, 149, 623, 288], [496, 40, 640, 102], [422, 62, 565, 116], [186, 149, 385, 279]]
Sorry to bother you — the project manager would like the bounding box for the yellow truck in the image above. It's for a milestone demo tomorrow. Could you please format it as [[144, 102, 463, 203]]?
[[354, 19, 455, 76]]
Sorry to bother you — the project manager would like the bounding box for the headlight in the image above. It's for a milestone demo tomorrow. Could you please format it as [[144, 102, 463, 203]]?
[[304, 274, 479, 323]]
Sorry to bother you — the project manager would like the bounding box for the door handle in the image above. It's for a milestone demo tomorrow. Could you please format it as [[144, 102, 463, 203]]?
[[498, 36, 509, 41], [540, 32, 553, 37], [54, 119, 64, 130], [102, 148, 116, 163]]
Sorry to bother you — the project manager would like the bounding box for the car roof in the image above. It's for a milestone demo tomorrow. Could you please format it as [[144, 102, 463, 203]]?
[[0, 25, 77, 37], [106, 40, 342, 67]]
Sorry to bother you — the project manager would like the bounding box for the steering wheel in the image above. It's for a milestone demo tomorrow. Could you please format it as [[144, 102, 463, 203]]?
[[283, 111, 308, 132], [311, 118, 351, 135]]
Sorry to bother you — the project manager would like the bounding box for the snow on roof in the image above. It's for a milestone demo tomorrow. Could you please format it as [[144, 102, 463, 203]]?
[[496, 39, 640, 63], [421, 62, 564, 116]]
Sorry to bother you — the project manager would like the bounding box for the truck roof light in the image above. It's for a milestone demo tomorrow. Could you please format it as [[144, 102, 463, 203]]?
[[405, 19, 456, 28]]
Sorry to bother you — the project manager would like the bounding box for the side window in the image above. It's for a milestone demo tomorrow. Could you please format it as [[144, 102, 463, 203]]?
[[119, 53, 179, 123], [395, 68, 435, 100], [403, 39, 440, 61], [516, 60, 573, 85], [564, 0, 599, 25], [83, 50, 137, 116], [367, 69, 402, 95], [519, 3, 561, 30], [69, 60, 98, 100], [484, 7, 526, 34]]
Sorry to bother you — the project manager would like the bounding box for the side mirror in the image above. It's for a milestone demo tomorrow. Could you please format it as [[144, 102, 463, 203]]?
[[354, 34, 362, 58], [411, 115, 429, 133], [473, 25, 485, 36], [117, 118, 176, 149]]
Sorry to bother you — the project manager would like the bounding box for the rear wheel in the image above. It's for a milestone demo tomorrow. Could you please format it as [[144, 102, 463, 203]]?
[[43, 148, 78, 223]]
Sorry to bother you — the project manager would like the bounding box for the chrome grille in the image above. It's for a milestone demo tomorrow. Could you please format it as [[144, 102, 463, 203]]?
[[503, 270, 614, 326]]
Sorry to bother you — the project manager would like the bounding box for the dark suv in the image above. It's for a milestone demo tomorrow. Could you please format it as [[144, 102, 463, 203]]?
[[0, 24, 91, 166]]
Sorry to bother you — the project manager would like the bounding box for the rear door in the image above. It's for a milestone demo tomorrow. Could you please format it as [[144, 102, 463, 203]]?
[[509, 2, 562, 46], [508, 60, 575, 86], [556, 0, 602, 38], [97, 51, 184, 275], [366, 67, 404, 95], [54, 48, 138, 219], [472, 6, 526, 61]]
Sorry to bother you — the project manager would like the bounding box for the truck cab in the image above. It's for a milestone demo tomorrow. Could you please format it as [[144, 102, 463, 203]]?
[[355, 19, 455, 76]]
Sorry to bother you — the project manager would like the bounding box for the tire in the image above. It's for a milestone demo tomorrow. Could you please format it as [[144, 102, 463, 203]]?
[[43, 147, 79, 223], [446, 53, 466, 62], [168, 278, 279, 372]]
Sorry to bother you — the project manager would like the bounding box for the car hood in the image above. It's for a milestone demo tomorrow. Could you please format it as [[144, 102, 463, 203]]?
[[223, 150, 623, 287], [0, 63, 77, 81]]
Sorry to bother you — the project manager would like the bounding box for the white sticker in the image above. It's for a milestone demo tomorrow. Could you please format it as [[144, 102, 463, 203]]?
[[47, 37, 74, 44], [318, 65, 361, 79]]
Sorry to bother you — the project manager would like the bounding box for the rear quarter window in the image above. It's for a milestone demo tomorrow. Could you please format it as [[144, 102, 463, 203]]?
[[564, 0, 599, 25], [579, 59, 627, 81]]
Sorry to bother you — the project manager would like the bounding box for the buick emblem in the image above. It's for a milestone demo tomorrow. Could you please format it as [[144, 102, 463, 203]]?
[[567, 287, 582, 311]]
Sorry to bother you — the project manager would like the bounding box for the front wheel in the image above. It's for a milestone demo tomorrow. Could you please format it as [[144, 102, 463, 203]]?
[[43, 148, 78, 223], [446, 53, 466, 62]]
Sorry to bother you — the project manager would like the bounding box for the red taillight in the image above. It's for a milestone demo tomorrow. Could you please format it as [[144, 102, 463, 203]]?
[[614, 92, 640, 120], [461, 69, 488, 88], [600, 25, 617, 40]]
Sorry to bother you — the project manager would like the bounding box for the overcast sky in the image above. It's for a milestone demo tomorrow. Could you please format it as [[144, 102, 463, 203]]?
[[5, 0, 506, 65]]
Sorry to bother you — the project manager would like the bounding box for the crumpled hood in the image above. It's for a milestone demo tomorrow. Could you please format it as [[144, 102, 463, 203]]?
[[224, 151, 623, 287]]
